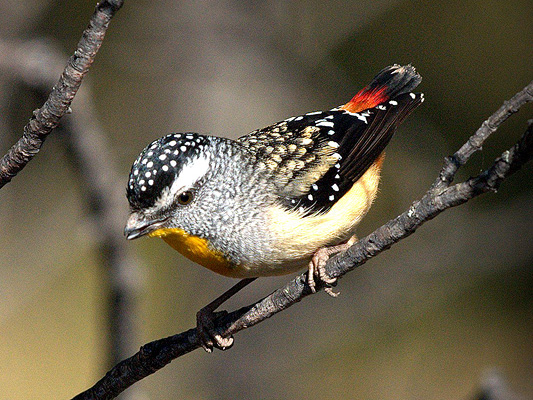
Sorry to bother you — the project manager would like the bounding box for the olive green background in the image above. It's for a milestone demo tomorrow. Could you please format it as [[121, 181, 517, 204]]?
[[0, 1, 532, 399]]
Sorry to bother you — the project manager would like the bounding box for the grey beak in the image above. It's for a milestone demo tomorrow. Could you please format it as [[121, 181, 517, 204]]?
[[124, 225, 147, 240], [124, 213, 167, 240]]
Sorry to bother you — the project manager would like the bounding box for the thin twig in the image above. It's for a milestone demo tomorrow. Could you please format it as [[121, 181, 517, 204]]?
[[0, 0, 124, 189], [430, 82, 533, 193], [71, 81, 533, 400]]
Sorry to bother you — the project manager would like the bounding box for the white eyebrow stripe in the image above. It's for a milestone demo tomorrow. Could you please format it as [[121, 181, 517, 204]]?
[[168, 155, 210, 196], [146, 155, 210, 213]]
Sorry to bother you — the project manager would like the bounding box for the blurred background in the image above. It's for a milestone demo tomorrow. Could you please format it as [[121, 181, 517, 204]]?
[[0, 0, 532, 399]]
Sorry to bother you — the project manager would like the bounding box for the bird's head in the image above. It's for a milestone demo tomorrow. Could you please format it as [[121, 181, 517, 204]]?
[[124, 132, 235, 241]]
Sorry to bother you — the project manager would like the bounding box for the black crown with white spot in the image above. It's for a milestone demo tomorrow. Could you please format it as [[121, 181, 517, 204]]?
[[127, 133, 209, 210]]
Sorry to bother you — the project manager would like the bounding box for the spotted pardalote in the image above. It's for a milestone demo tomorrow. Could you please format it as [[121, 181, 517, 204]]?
[[125, 64, 423, 293]]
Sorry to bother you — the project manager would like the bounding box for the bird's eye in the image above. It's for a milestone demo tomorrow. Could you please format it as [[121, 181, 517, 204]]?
[[177, 191, 194, 205]]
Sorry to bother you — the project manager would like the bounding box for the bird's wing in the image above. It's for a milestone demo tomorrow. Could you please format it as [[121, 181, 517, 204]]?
[[238, 64, 423, 215], [238, 93, 422, 215]]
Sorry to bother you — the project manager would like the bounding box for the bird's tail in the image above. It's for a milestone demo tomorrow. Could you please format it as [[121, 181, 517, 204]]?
[[342, 64, 422, 113]]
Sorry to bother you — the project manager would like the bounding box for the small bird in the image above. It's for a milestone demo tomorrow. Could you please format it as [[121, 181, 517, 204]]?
[[125, 64, 423, 350]]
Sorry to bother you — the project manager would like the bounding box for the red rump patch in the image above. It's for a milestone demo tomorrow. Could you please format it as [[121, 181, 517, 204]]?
[[340, 65, 421, 113], [341, 87, 389, 113]]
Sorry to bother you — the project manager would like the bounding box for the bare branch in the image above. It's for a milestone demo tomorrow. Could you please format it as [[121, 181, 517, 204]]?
[[430, 81, 533, 193], [0, 37, 145, 397], [0, 0, 124, 189], [0, 5, 145, 397], [71, 80, 533, 400]]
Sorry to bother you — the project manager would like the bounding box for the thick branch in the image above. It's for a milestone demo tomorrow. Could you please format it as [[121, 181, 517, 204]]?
[[0, 0, 124, 189], [72, 82, 533, 400]]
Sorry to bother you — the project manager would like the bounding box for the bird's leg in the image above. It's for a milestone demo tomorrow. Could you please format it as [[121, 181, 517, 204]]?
[[308, 235, 357, 297], [196, 277, 257, 352]]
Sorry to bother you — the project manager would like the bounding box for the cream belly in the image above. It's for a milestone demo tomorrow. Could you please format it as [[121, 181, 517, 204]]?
[[261, 156, 383, 275]]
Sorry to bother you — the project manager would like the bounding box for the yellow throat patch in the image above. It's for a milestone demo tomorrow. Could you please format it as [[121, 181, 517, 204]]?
[[148, 228, 233, 276]]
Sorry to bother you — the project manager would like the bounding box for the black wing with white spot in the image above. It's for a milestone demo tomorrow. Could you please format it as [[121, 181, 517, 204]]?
[[239, 92, 424, 215], [306, 92, 424, 215]]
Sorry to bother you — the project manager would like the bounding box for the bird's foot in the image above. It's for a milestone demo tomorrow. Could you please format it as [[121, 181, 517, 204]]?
[[196, 307, 234, 353], [195, 277, 256, 352], [307, 235, 357, 297]]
